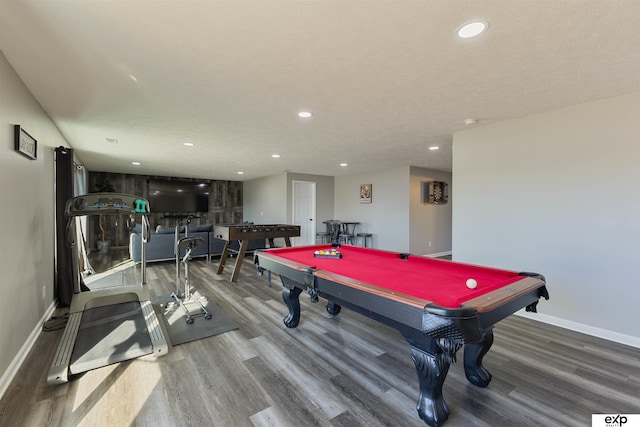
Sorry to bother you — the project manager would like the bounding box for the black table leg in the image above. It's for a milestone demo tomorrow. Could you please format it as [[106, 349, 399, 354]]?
[[282, 285, 303, 328], [409, 344, 452, 427], [463, 329, 494, 387]]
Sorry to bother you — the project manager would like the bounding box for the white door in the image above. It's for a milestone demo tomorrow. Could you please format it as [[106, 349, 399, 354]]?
[[292, 180, 316, 246]]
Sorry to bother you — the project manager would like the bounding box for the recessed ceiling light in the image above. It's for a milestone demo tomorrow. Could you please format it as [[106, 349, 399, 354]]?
[[132, 161, 141, 165], [105, 138, 118, 144], [237, 171, 244, 175], [298, 111, 312, 118], [340, 163, 348, 167], [272, 154, 280, 158], [184, 142, 194, 147], [429, 146, 439, 151], [464, 118, 478, 125], [129, 75, 138, 82], [457, 20, 489, 38]]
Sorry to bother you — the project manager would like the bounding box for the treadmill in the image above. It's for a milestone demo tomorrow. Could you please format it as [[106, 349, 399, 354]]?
[[48, 193, 168, 385]]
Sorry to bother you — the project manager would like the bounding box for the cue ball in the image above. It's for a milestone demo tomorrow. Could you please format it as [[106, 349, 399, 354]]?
[[466, 278, 478, 289]]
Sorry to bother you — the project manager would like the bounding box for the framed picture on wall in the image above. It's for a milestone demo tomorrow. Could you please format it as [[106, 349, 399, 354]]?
[[360, 184, 372, 204], [14, 124, 37, 160]]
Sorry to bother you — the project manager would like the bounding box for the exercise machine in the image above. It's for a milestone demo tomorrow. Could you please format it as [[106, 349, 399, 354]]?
[[166, 217, 211, 324], [47, 193, 168, 385]]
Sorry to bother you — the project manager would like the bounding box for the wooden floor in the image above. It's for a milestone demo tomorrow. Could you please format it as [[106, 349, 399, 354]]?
[[1, 256, 639, 427]]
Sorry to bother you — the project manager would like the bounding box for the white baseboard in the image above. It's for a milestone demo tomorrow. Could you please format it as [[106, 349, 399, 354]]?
[[516, 310, 640, 349], [0, 300, 57, 401], [424, 251, 452, 258]]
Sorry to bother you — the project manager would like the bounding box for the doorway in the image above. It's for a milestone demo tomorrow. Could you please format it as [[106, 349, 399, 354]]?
[[292, 180, 316, 246]]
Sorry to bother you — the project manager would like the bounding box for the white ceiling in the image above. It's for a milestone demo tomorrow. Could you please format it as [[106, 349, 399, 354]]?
[[1, 1, 639, 181]]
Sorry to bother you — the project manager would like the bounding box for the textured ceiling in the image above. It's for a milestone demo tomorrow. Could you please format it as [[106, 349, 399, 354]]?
[[1, 0, 639, 181]]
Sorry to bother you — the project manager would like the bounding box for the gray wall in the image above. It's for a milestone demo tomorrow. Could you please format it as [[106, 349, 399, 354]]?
[[285, 172, 335, 231], [244, 171, 335, 232], [246, 167, 453, 254], [334, 167, 410, 252], [0, 52, 68, 395], [243, 172, 287, 223], [409, 167, 452, 255], [333, 166, 452, 254], [452, 92, 640, 346]]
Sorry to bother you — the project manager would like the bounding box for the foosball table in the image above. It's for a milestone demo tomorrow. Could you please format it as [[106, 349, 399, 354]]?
[[214, 224, 301, 282]]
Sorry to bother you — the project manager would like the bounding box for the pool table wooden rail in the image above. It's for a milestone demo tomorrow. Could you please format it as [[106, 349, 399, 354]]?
[[461, 275, 545, 312], [315, 270, 546, 312], [315, 269, 432, 309], [256, 250, 547, 331]]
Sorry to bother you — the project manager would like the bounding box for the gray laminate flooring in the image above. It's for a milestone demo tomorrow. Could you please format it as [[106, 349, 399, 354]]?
[[1, 257, 638, 427]]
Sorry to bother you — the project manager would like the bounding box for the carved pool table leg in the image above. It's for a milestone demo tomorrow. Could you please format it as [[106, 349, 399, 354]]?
[[463, 329, 494, 387], [409, 345, 451, 427], [282, 286, 303, 328]]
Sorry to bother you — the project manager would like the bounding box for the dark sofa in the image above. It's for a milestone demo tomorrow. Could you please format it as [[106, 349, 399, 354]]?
[[129, 223, 266, 263]]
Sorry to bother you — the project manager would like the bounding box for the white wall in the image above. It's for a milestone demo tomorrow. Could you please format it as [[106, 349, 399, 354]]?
[[409, 167, 452, 255], [334, 166, 410, 252], [0, 51, 69, 395], [452, 92, 640, 346]]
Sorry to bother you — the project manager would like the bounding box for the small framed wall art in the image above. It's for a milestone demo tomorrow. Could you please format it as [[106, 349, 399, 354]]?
[[14, 124, 37, 160], [360, 184, 372, 204]]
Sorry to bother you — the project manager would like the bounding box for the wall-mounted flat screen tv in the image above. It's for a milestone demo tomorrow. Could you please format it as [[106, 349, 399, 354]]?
[[148, 179, 209, 213]]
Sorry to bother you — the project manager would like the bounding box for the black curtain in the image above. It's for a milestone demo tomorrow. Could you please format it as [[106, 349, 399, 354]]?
[[54, 146, 74, 306]]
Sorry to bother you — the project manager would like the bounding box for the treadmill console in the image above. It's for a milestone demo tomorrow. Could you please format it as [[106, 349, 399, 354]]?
[[66, 193, 150, 217]]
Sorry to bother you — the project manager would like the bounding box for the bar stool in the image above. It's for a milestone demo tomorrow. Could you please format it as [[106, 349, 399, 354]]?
[[338, 233, 355, 245], [339, 222, 357, 245], [316, 231, 331, 244], [356, 233, 373, 247], [324, 220, 341, 244]]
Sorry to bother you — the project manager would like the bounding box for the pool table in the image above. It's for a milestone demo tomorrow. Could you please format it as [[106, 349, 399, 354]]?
[[254, 244, 549, 427]]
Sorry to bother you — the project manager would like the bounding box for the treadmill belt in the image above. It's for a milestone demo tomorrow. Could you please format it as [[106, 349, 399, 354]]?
[[70, 301, 153, 375]]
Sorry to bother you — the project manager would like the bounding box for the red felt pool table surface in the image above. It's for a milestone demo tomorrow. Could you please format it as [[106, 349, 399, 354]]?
[[265, 244, 524, 308]]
